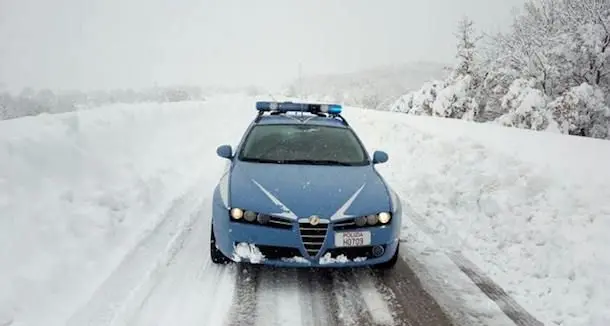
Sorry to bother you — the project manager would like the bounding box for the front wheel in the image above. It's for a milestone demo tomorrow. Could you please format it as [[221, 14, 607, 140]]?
[[210, 225, 231, 264]]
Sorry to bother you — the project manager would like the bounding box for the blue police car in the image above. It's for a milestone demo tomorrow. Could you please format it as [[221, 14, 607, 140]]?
[[210, 101, 402, 269]]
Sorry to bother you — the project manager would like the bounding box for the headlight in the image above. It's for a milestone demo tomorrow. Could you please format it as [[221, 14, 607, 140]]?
[[243, 210, 257, 222], [230, 208, 244, 219], [355, 216, 367, 226], [257, 213, 270, 224], [229, 209, 274, 226], [378, 212, 391, 224], [350, 212, 391, 227], [366, 214, 378, 225]]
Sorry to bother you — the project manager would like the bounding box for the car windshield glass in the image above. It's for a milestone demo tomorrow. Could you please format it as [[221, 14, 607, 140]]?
[[238, 124, 369, 166]]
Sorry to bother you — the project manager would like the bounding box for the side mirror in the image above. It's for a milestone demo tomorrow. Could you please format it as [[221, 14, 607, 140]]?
[[372, 150, 388, 164], [216, 145, 233, 159]]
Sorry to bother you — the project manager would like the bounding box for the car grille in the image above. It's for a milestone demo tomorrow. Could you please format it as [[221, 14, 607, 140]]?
[[299, 222, 328, 257]]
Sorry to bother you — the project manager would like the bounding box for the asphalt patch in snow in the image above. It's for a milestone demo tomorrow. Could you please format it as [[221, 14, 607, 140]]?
[[253, 268, 303, 326], [296, 269, 342, 326], [226, 264, 262, 326], [371, 258, 455, 326], [448, 252, 544, 326], [409, 212, 543, 326], [328, 269, 375, 326], [223, 262, 454, 326]]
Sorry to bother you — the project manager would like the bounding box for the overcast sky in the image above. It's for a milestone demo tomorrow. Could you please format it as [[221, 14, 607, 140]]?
[[0, 0, 526, 92]]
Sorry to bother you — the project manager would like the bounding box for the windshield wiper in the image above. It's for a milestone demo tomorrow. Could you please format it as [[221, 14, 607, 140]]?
[[242, 157, 358, 166], [281, 159, 354, 166], [241, 157, 284, 164]]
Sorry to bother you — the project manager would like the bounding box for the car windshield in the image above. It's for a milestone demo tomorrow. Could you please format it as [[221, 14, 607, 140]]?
[[237, 124, 370, 166]]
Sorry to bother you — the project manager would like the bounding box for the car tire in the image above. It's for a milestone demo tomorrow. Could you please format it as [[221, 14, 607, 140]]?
[[373, 244, 399, 270], [210, 225, 231, 264]]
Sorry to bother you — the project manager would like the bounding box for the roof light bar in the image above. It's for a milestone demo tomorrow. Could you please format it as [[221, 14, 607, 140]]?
[[256, 101, 342, 114]]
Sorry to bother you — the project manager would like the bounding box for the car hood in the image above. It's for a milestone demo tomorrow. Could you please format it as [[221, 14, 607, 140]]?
[[229, 161, 390, 220]]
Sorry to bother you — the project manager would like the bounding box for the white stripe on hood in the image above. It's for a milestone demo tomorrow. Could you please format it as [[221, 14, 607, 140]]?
[[251, 179, 299, 220]]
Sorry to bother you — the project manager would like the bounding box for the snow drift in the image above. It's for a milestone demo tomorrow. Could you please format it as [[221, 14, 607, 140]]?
[[347, 107, 610, 325], [0, 97, 252, 326]]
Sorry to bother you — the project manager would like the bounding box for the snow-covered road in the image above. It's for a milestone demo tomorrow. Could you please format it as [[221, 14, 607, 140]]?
[[118, 206, 454, 326], [2, 94, 609, 326], [61, 170, 455, 325], [109, 209, 454, 326]]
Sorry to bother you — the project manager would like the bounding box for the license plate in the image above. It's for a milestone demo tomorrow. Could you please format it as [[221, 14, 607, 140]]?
[[334, 231, 371, 247]]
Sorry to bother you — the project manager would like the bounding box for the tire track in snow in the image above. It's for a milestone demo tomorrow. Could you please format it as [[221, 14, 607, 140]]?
[[447, 253, 543, 326], [225, 260, 455, 326], [408, 211, 543, 326], [200, 265, 238, 326], [296, 269, 341, 326], [356, 269, 404, 325], [66, 183, 209, 326], [330, 269, 375, 326], [127, 205, 237, 326], [349, 269, 395, 325], [371, 258, 455, 326], [225, 264, 262, 326], [252, 268, 302, 326]]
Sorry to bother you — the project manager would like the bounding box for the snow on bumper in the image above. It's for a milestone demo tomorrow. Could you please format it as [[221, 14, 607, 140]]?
[[231, 242, 266, 263], [230, 240, 398, 267], [214, 205, 400, 267], [230, 241, 383, 266], [228, 242, 360, 265]]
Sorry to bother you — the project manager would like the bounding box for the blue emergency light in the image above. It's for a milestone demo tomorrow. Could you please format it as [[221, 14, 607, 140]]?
[[256, 101, 342, 114]]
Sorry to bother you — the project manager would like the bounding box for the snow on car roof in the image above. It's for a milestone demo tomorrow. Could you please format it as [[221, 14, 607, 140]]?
[[255, 114, 349, 128]]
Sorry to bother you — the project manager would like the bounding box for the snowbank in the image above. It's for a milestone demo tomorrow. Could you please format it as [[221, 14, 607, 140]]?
[[0, 96, 253, 326], [346, 107, 610, 325]]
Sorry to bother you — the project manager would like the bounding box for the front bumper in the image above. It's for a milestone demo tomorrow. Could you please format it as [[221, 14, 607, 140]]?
[[212, 208, 400, 268]]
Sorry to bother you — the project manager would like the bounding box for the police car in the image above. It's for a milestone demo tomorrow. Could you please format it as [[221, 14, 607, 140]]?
[[210, 101, 402, 268]]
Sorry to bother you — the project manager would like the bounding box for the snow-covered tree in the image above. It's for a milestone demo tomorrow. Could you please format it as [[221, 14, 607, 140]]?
[[488, 0, 610, 97], [496, 78, 554, 131], [548, 83, 610, 138], [558, 0, 610, 88], [391, 80, 441, 115], [393, 17, 482, 120], [391, 0, 610, 140], [453, 16, 481, 79], [435, 17, 483, 120]]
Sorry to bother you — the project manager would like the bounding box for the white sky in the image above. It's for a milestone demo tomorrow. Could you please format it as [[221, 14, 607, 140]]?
[[0, 0, 526, 91]]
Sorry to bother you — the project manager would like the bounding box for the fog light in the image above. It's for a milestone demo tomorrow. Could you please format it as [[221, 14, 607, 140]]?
[[372, 245, 385, 257]]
